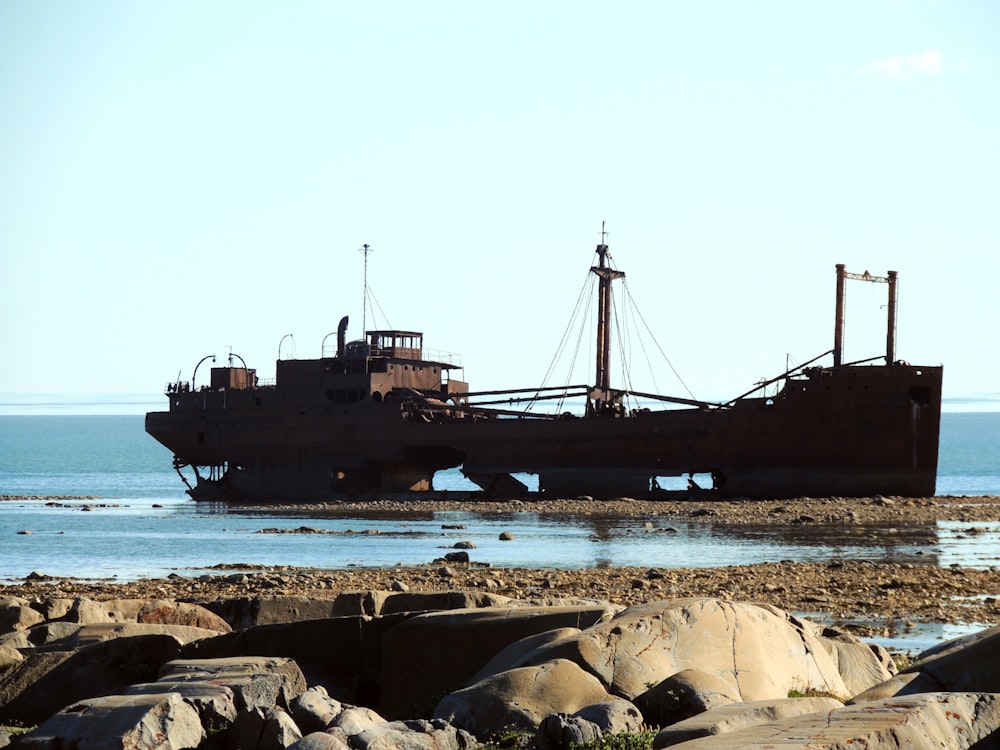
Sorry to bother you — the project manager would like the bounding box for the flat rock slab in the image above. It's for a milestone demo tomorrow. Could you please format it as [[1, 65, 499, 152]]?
[[662, 692, 1000, 749], [18, 692, 204, 750], [157, 656, 307, 709], [653, 696, 843, 747], [67, 622, 223, 648], [125, 680, 238, 725]]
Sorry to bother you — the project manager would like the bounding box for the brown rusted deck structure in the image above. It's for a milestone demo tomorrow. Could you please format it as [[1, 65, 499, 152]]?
[[146, 240, 941, 501]]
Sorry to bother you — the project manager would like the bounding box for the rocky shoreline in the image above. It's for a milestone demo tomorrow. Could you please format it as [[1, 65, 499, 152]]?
[[2, 494, 1000, 749], [3, 494, 998, 640]]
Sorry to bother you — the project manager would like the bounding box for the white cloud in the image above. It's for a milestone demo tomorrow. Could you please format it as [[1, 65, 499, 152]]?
[[859, 49, 945, 80]]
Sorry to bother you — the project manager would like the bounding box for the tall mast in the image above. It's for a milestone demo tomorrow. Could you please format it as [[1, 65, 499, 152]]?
[[591, 223, 625, 393], [833, 264, 898, 367], [359, 243, 373, 336]]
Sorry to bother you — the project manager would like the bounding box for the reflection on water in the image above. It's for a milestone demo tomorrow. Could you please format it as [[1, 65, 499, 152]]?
[[936, 520, 1000, 569], [2, 499, 997, 583]]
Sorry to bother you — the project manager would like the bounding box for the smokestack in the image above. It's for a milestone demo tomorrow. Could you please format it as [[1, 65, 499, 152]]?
[[337, 316, 349, 358]]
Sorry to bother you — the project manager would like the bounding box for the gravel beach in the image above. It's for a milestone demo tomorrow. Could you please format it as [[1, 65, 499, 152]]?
[[2, 495, 998, 641]]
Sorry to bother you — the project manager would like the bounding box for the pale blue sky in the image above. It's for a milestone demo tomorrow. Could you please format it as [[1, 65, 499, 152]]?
[[2, 1, 997, 409]]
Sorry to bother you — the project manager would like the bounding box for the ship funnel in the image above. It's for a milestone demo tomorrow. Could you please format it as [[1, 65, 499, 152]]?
[[337, 316, 349, 357]]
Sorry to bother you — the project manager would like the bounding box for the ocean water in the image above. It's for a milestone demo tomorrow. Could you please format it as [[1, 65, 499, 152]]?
[[0, 407, 998, 584]]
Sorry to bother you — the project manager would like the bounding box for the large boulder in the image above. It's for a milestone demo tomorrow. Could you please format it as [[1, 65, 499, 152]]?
[[852, 623, 1000, 703], [651, 696, 843, 747], [60, 597, 115, 625], [0, 644, 23, 669], [229, 706, 303, 750], [158, 656, 307, 711], [17, 692, 204, 750], [435, 658, 613, 737], [379, 591, 514, 616], [205, 596, 344, 629], [378, 604, 616, 718], [536, 699, 645, 750], [0, 599, 43, 633], [55, 622, 223, 649], [634, 669, 742, 728], [181, 614, 409, 705], [289, 732, 351, 750], [655, 692, 1000, 749], [136, 600, 233, 632], [514, 599, 884, 702], [0, 634, 184, 727], [291, 686, 344, 735], [125, 681, 238, 728], [899, 624, 1000, 693], [352, 718, 478, 750], [466, 627, 582, 686]]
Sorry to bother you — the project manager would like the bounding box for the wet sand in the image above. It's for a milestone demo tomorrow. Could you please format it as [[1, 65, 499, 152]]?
[[2, 495, 998, 639]]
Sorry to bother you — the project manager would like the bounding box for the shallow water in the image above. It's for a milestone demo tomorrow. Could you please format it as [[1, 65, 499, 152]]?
[[2, 498, 997, 583]]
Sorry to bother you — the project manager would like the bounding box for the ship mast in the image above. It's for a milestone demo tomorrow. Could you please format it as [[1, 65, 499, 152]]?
[[360, 243, 373, 337], [591, 224, 625, 396], [833, 264, 898, 367]]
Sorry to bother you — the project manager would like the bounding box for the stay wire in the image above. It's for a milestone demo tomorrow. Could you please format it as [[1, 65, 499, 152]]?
[[622, 281, 698, 402]]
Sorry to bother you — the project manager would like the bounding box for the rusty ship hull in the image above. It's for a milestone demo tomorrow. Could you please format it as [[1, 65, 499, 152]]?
[[145, 362, 940, 501], [145, 247, 942, 501]]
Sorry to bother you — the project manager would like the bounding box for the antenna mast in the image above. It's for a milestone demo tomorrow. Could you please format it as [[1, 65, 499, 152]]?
[[359, 243, 373, 336], [591, 221, 625, 395]]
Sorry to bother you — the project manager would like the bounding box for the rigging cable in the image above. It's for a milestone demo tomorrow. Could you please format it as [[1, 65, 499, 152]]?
[[622, 282, 698, 402], [534, 263, 598, 413]]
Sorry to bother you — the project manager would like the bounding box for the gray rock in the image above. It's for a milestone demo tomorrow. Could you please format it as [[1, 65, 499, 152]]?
[[230, 706, 303, 750], [125, 680, 238, 727], [655, 692, 1000, 749], [799, 620, 896, 697], [158, 656, 307, 710], [60, 622, 222, 648], [18, 621, 83, 647], [291, 686, 343, 734], [904, 623, 1000, 692], [136, 600, 233, 632], [62, 597, 115, 625], [517, 599, 878, 702], [0, 644, 24, 668], [289, 731, 352, 750], [378, 604, 615, 718], [380, 591, 512, 616], [466, 627, 581, 685], [329, 591, 393, 618], [0, 600, 44, 633], [850, 670, 938, 703], [32, 597, 75, 621], [537, 699, 644, 750], [179, 614, 405, 707], [18, 692, 204, 750], [0, 634, 184, 727], [214, 596, 343, 629], [436, 658, 612, 738], [0, 630, 31, 650], [635, 669, 741, 728], [852, 623, 1000, 704], [354, 718, 478, 750], [652, 696, 842, 747], [331, 705, 387, 736]]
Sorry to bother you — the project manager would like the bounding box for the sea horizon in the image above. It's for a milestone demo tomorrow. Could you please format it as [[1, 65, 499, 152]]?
[[3, 391, 1000, 416]]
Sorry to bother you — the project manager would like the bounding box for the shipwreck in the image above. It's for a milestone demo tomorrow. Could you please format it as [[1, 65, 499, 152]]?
[[146, 236, 941, 501]]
